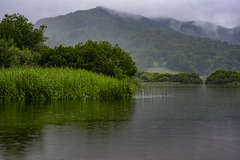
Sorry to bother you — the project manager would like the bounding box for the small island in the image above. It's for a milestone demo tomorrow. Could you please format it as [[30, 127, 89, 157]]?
[[205, 69, 240, 84]]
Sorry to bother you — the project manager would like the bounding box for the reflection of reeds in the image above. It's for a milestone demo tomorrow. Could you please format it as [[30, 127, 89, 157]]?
[[0, 67, 133, 101], [0, 100, 134, 127], [134, 86, 168, 98]]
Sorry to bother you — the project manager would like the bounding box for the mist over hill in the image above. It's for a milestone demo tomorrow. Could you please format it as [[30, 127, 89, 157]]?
[[35, 6, 240, 75], [35, 6, 240, 46], [35, 6, 167, 46], [153, 18, 240, 45]]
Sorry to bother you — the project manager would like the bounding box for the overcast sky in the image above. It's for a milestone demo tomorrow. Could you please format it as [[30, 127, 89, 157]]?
[[1, 0, 239, 28]]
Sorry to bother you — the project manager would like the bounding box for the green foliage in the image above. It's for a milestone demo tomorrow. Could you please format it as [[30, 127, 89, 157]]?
[[0, 13, 45, 67], [205, 70, 240, 84], [38, 40, 137, 79], [0, 13, 47, 50], [0, 67, 134, 101], [0, 39, 40, 67], [0, 13, 137, 101], [0, 13, 137, 79], [136, 71, 203, 84], [125, 30, 240, 75], [0, 39, 13, 67]]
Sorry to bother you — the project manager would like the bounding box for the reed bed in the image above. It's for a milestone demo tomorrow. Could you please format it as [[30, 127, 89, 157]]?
[[0, 67, 133, 101]]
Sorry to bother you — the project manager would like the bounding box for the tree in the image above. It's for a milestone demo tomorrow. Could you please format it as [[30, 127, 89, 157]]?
[[136, 71, 203, 84], [0, 13, 47, 50], [0, 39, 14, 67], [38, 40, 137, 79], [205, 70, 240, 84], [76, 40, 137, 78], [110, 44, 137, 78], [0, 38, 40, 67]]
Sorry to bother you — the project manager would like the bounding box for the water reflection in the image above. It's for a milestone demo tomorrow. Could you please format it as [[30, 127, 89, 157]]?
[[1, 85, 240, 160], [0, 100, 135, 160], [132, 84, 240, 160]]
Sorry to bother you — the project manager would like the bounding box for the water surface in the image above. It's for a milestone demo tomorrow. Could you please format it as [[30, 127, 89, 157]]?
[[0, 84, 240, 160]]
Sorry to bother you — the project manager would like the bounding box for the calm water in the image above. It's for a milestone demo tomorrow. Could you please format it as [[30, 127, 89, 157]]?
[[0, 84, 240, 160]]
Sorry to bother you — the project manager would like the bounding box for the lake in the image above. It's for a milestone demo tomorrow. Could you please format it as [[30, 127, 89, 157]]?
[[0, 84, 240, 160]]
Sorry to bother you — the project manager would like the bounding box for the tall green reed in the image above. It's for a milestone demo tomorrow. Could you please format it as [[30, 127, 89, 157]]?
[[0, 67, 133, 101]]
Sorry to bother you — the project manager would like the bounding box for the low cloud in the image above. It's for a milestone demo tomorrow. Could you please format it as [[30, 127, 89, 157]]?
[[0, 0, 239, 28]]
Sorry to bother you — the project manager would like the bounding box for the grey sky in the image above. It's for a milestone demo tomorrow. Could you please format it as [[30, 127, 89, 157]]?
[[0, 0, 239, 28]]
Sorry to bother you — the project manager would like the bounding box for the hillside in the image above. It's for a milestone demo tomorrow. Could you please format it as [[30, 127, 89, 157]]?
[[153, 18, 240, 45], [35, 6, 169, 47], [122, 29, 240, 75], [35, 6, 240, 46], [35, 7, 240, 75]]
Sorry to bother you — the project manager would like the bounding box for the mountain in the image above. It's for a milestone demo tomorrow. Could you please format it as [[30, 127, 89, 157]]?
[[35, 6, 240, 46], [35, 6, 170, 47], [35, 7, 240, 75], [122, 29, 240, 75], [153, 18, 240, 45]]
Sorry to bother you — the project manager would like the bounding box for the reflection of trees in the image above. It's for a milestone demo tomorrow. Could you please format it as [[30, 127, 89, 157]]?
[[0, 101, 44, 159], [0, 126, 43, 159], [0, 99, 135, 159]]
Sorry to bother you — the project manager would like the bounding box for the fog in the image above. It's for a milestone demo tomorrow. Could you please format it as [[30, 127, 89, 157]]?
[[0, 0, 240, 28]]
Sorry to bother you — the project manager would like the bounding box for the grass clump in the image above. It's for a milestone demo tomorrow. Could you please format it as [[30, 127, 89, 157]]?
[[0, 67, 133, 101]]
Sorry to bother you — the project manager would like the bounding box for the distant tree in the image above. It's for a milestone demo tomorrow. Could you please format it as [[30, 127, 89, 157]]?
[[136, 71, 203, 84], [205, 70, 240, 84], [0, 13, 48, 50]]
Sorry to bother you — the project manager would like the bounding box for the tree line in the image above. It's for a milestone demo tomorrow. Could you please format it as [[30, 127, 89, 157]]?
[[137, 70, 240, 84], [122, 30, 240, 75], [0, 13, 137, 79], [136, 71, 203, 84], [205, 70, 240, 84]]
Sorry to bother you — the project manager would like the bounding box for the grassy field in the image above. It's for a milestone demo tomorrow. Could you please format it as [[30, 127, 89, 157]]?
[[0, 67, 134, 101], [146, 67, 179, 74]]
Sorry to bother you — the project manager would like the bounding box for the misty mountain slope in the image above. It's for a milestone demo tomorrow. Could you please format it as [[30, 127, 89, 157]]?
[[34, 7, 240, 75], [35, 6, 240, 47], [35, 6, 170, 46], [230, 26, 240, 44], [121, 29, 240, 75], [153, 18, 240, 45]]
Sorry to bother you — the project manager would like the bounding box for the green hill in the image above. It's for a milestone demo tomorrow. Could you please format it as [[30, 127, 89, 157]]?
[[122, 29, 240, 75], [153, 18, 240, 46], [35, 7, 240, 75], [35, 6, 169, 47]]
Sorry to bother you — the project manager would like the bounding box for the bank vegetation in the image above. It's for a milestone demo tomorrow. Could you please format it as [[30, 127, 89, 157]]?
[[0, 67, 134, 101]]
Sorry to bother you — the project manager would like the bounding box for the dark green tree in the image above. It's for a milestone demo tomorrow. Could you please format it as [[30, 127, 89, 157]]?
[[75, 40, 137, 78], [136, 71, 203, 84], [0, 13, 47, 50], [38, 40, 137, 79], [0, 39, 40, 67], [205, 70, 240, 84]]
